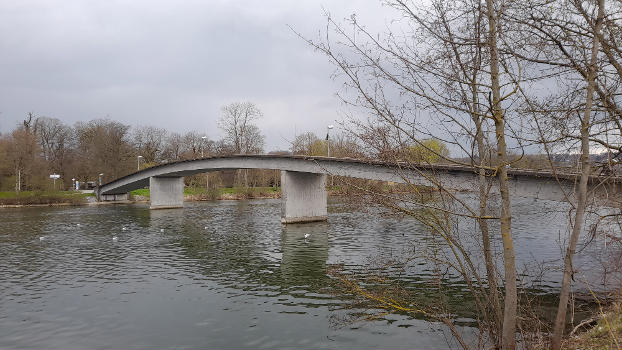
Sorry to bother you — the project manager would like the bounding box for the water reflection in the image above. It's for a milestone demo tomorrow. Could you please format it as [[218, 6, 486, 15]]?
[[281, 223, 329, 286]]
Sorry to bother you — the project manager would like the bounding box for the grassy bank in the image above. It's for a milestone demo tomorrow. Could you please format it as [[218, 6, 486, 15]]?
[[0, 183, 432, 207], [129, 184, 426, 202], [131, 186, 281, 201], [0, 191, 91, 206], [563, 301, 621, 350]]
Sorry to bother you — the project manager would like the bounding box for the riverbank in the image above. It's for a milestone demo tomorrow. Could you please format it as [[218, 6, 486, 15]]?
[[562, 300, 621, 350], [0, 184, 430, 207], [0, 191, 91, 207], [131, 186, 282, 202]]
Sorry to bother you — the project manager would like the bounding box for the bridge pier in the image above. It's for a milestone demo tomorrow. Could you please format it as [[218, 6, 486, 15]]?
[[150, 176, 184, 209], [281, 171, 327, 224]]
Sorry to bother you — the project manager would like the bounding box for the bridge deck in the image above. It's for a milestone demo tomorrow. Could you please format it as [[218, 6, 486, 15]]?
[[97, 155, 620, 205]]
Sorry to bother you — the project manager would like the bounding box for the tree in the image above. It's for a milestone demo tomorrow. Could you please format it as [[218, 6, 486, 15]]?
[[74, 119, 134, 180], [35, 116, 74, 185], [296, 0, 523, 347], [292, 132, 320, 155], [219, 102, 265, 155], [5, 113, 47, 191], [133, 126, 167, 164], [408, 139, 450, 163], [219, 102, 266, 187], [162, 132, 184, 162], [506, 0, 620, 347]]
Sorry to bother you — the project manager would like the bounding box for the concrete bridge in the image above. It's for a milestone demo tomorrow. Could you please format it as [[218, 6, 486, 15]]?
[[96, 155, 620, 223]]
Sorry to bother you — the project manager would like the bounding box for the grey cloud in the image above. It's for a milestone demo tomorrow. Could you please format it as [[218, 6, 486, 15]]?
[[0, 0, 391, 150]]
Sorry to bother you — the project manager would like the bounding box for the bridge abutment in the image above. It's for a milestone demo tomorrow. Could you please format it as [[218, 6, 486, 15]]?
[[99, 193, 130, 202], [150, 177, 184, 209], [281, 171, 327, 224]]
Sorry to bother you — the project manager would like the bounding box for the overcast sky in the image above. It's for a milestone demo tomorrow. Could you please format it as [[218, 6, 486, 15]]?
[[0, 0, 395, 151]]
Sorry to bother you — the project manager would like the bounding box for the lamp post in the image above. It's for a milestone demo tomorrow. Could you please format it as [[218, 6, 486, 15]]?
[[326, 125, 334, 157], [137, 155, 143, 171], [201, 136, 208, 190], [326, 125, 334, 187], [99, 173, 104, 186]]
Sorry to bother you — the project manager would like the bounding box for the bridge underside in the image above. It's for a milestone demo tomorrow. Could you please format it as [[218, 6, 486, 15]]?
[[103, 170, 328, 223]]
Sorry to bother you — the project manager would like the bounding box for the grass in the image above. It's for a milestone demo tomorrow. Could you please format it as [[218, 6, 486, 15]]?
[[0, 191, 90, 206], [131, 186, 281, 198], [130, 188, 150, 197], [565, 301, 622, 350]]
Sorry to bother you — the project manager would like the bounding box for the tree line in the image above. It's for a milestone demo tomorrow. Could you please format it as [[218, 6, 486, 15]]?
[[0, 102, 271, 191]]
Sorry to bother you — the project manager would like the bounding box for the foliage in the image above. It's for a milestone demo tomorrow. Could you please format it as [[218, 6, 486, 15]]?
[[407, 139, 450, 163]]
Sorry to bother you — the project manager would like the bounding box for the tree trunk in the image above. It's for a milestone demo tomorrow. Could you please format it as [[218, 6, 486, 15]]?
[[485, 0, 517, 348], [550, 1, 603, 348], [476, 117, 503, 347]]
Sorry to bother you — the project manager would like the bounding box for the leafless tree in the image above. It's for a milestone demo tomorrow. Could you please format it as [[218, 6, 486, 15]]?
[[161, 132, 184, 162], [294, 0, 526, 347], [219, 102, 265, 187], [506, 0, 619, 348], [35, 117, 74, 182], [219, 102, 265, 154], [133, 126, 167, 164], [74, 119, 134, 180]]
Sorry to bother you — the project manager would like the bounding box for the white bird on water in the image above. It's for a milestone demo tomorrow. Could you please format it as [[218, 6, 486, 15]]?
[[39, 236, 45, 241], [160, 229, 164, 233], [122, 227, 127, 231], [76, 223, 81, 227], [304, 233, 311, 239], [112, 236, 118, 242]]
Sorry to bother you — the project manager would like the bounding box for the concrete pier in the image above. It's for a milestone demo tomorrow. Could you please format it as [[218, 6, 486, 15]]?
[[281, 171, 327, 224], [150, 176, 184, 209]]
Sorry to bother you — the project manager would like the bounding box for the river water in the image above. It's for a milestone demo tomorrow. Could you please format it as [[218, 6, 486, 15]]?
[[0, 198, 616, 349]]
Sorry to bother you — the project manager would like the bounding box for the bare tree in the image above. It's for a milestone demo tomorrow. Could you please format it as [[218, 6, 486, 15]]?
[[161, 132, 184, 162], [294, 0, 527, 347], [133, 126, 167, 164], [74, 119, 134, 180], [35, 117, 74, 183], [506, 0, 619, 347], [219, 102, 265, 187], [219, 102, 264, 154]]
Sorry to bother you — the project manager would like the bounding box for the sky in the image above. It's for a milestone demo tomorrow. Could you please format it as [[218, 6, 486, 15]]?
[[0, 0, 394, 151]]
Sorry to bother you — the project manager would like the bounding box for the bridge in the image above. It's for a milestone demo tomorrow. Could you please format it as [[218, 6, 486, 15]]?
[[96, 155, 620, 223]]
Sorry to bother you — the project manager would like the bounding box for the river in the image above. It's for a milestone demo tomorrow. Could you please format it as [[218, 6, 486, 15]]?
[[0, 197, 616, 349]]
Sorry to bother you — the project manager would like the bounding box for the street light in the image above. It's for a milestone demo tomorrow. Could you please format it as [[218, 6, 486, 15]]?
[[326, 125, 335, 187], [326, 125, 334, 157], [201, 136, 208, 190], [99, 173, 104, 186], [137, 155, 143, 171]]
